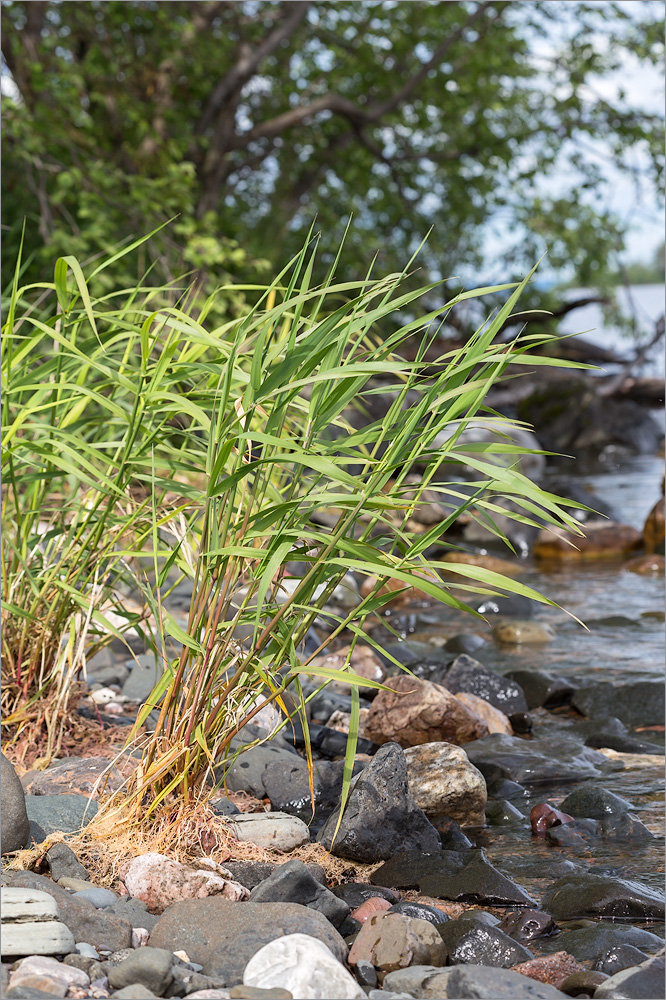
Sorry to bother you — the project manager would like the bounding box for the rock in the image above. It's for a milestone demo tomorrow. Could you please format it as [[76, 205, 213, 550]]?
[[73, 887, 119, 908], [25, 794, 98, 834], [534, 521, 642, 562], [531, 803, 575, 836], [464, 733, 609, 786], [107, 947, 174, 995], [624, 553, 665, 575], [231, 989, 293, 1000], [441, 655, 528, 716], [187, 992, 232, 999], [355, 959, 378, 987], [382, 965, 454, 998], [149, 899, 347, 981], [110, 894, 159, 931], [331, 884, 400, 909], [20, 756, 133, 799], [486, 799, 526, 826], [262, 756, 367, 821], [559, 970, 609, 997], [121, 653, 164, 702], [348, 912, 447, 976], [0, 871, 132, 951], [120, 853, 248, 914], [371, 849, 536, 906], [592, 951, 665, 999], [248, 860, 350, 928], [492, 621, 555, 645], [440, 916, 534, 967], [643, 496, 665, 554], [386, 901, 450, 925], [9, 956, 88, 991], [44, 843, 89, 882], [504, 671, 576, 710], [443, 633, 488, 655], [545, 819, 602, 848], [364, 675, 489, 748], [570, 681, 665, 728], [434, 815, 475, 849], [552, 925, 664, 963], [541, 873, 665, 921], [226, 812, 311, 851], [221, 744, 301, 799], [308, 644, 386, 693], [443, 963, 570, 997], [222, 861, 327, 892], [7, 974, 67, 997], [498, 910, 557, 942], [439, 552, 526, 578], [351, 897, 393, 923], [511, 952, 585, 990], [584, 731, 665, 755], [110, 985, 159, 999], [0, 887, 76, 958], [598, 812, 654, 843], [404, 742, 487, 827], [593, 945, 651, 976], [317, 743, 440, 863], [243, 933, 364, 999], [1, 752, 30, 853], [454, 692, 513, 734]]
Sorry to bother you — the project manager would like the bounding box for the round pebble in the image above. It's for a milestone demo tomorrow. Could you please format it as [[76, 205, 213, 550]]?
[[73, 887, 119, 908]]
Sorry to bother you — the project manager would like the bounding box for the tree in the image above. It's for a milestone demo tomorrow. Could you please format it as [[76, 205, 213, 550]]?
[[2, 0, 664, 320]]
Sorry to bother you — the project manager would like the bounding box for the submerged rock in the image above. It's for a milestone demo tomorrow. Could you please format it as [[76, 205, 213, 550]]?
[[551, 924, 664, 962], [464, 733, 609, 786], [533, 521, 642, 562], [570, 681, 665, 728], [498, 909, 557, 942], [317, 743, 441, 863], [505, 670, 576, 710], [404, 742, 487, 827]]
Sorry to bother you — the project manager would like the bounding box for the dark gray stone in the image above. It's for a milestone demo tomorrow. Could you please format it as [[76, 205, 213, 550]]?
[[28, 820, 48, 846], [541, 873, 665, 921], [438, 916, 533, 967], [25, 793, 98, 834], [88, 664, 130, 688], [317, 743, 441, 863], [148, 898, 347, 982], [550, 925, 664, 963], [218, 744, 301, 799], [110, 895, 159, 931], [440, 654, 528, 715], [331, 882, 400, 908], [584, 732, 665, 754], [599, 812, 655, 843], [485, 800, 527, 826], [498, 909, 557, 942], [444, 633, 487, 655], [559, 785, 633, 820], [592, 952, 665, 999], [46, 842, 90, 881], [571, 682, 665, 728], [464, 733, 609, 786], [505, 670, 576, 709], [107, 947, 174, 996], [387, 901, 450, 925], [167, 965, 230, 997], [222, 861, 327, 892], [1, 752, 30, 853], [593, 945, 651, 976], [445, 964, 569, 997], [248, 859, 350, 927], [0, 870, 132, 951], [211, 797, 240, 816], [121, 653, 164, 702], [262, 756, 367, 821]]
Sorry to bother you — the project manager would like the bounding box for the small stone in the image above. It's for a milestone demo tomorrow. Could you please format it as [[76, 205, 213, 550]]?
[[45, 843, 89, 883], [440, 655, 528, 716], [350, 897, 393, 923], [492, 621, 555, 644], [248, 860, 350, 928], [511, 951, 585, 989], [387, 901, 450, 925], [107, 946, 174, 996], [444, 964, 571, 997], [355, 959, 377, 987], [109, 985, 159, 999], [225, 813, 311, 851], [559, 785, 633, 820], [243, 934, 365, 999], [6, 973, 67, 997], [560, 970, 609, 996], [131, 928, 150, 948], [75, 943, 101, 959], [348, 912, 447, 974], [58, 877, 94, 892], [9, 955, 89, 990], [73, 887, 119, 908]]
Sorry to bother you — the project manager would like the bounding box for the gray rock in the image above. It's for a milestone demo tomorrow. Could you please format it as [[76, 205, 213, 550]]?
[[88, 664, 130, 688], [1, 920, 75, 957], [219, 744, 303, 799], [248, 860, 350, 928], [107, 947, 174, 996], [444, 964, 568, 997], [121, 653, 165, 702], [559, 785, 633, 820], [593, 944, 651, 976], [0, 871, 132, 952], [441, 655, 528, 715], [592, 951, 665, 999], [28, 820, 48, 846], [110, 986, 159, 999], [222, 861, 327, 892], [148, 898, 347, 982], [225, 811, 310, 851], [109, 895, 159, 931], [541, 873, 665, 921], [382, 965, 453, 999], [72, 887, 119, 909], [1, 752, 30, 853], [45, 843, 89, 882], [73, 943, 100, 959], [168, 964, 230, 996], [25, 794, 98, 834], [464, 733, 609, 786], [262, 756, 367, 821], [551, 925, 664, 963], [571, 681, 665, 728], [5, 987, 70, 999], [504, 670, 576, 709], [438, 916, 533, 967], [317, 743, 441, 863]]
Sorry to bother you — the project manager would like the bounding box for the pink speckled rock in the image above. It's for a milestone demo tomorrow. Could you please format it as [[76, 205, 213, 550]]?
[[119, 853, 249, 914], [350, 896, 393, 923]]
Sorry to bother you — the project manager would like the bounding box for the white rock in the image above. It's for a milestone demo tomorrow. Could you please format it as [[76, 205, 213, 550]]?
[[1, 920, 75, 956], [226, 811, 310, 850], [10, 954, 89, 989], [186, 991, 232, 999], [244, 933, 365, 999], [120, 852, 248, 914], [90, 686, 118, 704], [0, 887, 59, 922], [132, 927, 150, 947], [404, 741, 487, 827]]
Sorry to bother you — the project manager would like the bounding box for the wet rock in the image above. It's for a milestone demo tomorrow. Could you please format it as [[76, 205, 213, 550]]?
[[455, 692, 513, 734], [597, 812, 654, 843], [434, 816, 476, 849], [505, 671, 576, 710], [541, 873, 665, 921], [404, 742, 487, 827], [386, 901, 450, 925], [439, 551, 526, 578], [280, 719, 377, 758], [348, 912, 447, 976], [474, 593, 540, 618], [107, 947, 174, 995], [443, 963, 570, 997], [120, 853, 248, 914], [584, 731, 665, 755], [248, 860, 350, 928], [440, 654, 528, 716], [317, 743, 440, 863], [364, 675, 489, 747], [331, 884, 400, 909], [529, 802, 578, 835], [149, 899, 347, 982], [592, 951, 665, 999], [486, 776, 530, 800], [44, 843, 89, 882], [552, 925, 664, 963], [20, 757, 132, 799], [559, 970, 609, 997], [223, 861, 327, 893], [499, 909, 557, 942], [643, 496, 665, 554], [509, 712, 534, 735], [438, 916, 533, 967], [351, 897, 393, 923], [624, 553, 665, 575], [493, 621, 555, 645], [593, 945, 650, 976], [226, 812, 311, 851], [1, 753, 31, 853], [464, 733, 608, 786], [25, 793, 98, 834], [372, 849, 536, 907], [545, 819, 601, 848], [262, 756, 367, 821], [486, 800, 526, 826], [534, 521, 642, 562], [571, 681, 665, 728], [1, 872, 132, 952], [243, 933, 364, 999], [443, 633, 488, 655], [511, 952, 585, 990]]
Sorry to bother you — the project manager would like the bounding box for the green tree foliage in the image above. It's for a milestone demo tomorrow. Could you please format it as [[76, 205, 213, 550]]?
[[2, 1, 664, 312]]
